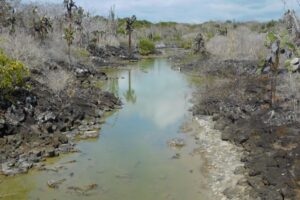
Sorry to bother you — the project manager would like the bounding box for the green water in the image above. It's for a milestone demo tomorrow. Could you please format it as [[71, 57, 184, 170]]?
[[0, 59, 213, 200]]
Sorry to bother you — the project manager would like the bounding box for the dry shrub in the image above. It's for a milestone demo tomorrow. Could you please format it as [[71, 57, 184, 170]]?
[[0, 31, 47, 69], [99, 35, 120, 47], [0, 30, 71, 68], [46, 70, 73, 93], [45, 31, 71, 63], [278, 73, 300, 121], [207, 27, 267, 60]]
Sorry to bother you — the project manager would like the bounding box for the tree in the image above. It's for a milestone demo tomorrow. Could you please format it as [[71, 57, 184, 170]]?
[[125, 15, 136, 57]]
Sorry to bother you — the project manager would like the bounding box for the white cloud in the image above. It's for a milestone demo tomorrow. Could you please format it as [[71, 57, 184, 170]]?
[[25, 0, 300, 22]]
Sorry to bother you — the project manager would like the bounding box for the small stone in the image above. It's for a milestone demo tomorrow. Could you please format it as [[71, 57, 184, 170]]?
[[234, 166, 245, 175], [5, 106, 25, 126], [58, 135, 68, 144], [31, 150, 42, 157], [214, 121, 226, 130], [249, 169, 261, 177], [235, 134, 249, 144], [212, 114, 220, 121], [46, 148, 56, 158], [221, 132, 230, 141], [290, 58, 299, 65]]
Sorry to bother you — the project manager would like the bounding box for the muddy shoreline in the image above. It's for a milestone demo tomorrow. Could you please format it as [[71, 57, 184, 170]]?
[[174, 52, 300, 199]]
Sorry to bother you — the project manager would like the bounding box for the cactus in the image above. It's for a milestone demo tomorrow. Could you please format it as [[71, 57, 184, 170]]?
[[125, 15, 136, 57], [32, 7, 52, 43], [8, 8, 16, 34], [74, 6, 84, 46], [63, 0, 77, 63]]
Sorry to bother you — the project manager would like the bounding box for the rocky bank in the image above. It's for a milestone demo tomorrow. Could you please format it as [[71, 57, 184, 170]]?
[[0, 46, 129, 176], [174, 53, 300, 199]]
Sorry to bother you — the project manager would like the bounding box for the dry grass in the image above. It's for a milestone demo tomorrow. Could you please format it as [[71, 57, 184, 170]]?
[[207, 27, 267, 60]]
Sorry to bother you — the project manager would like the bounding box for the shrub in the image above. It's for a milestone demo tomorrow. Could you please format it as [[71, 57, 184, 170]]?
[[152, 34, 161, 42], [180, 40, 192, 49], [46, 70, 72, 93], [74, 48, 90, 59], [0, 50, 29, 93], [138, 38, 155, 55]]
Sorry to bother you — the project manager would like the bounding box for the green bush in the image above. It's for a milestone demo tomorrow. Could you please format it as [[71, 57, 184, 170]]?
[[0, 51, 29, 93], [138, 39, 155, 55], [180, 40, 192, 49], [206, 32, 215, 41], [74, 48, 90, 58], [152, 34, 161, 42]]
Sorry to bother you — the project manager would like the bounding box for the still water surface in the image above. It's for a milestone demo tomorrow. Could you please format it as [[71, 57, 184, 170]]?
[[0, 59, 213, 200]]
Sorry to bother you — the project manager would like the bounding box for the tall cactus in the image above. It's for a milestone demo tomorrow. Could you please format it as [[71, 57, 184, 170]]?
[[265, 33, 282, 108], [74, 6, 84, 46], [63, 0, 77, 62], [125, 15, 136, 57], [32, 7, 52, 43], [9, 8, 16, 34]]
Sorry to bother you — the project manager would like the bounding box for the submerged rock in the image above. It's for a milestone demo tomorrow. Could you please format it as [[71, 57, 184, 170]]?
[[67, 183, 98, 194], [167, 138, 186, 148], [80, 130, 99, 139], [1, 160, 33, 176], [171, 153, 181, 159], [47, 178, 66, 188]]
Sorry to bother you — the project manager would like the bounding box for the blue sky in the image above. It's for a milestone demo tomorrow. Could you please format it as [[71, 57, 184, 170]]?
[[26, 0, 300, 23]]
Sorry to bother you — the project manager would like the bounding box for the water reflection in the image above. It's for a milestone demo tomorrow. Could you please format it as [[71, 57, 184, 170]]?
[[115, 59, 191, 129], [107, 77, 119, 96], [124, 70, 137, 104]]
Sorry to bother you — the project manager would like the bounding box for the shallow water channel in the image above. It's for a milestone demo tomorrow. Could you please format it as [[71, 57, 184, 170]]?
[[0, 58, 215, 200]]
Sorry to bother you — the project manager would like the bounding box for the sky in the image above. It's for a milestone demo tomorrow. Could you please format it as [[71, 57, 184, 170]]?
[[25, 0, 300, 23]]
